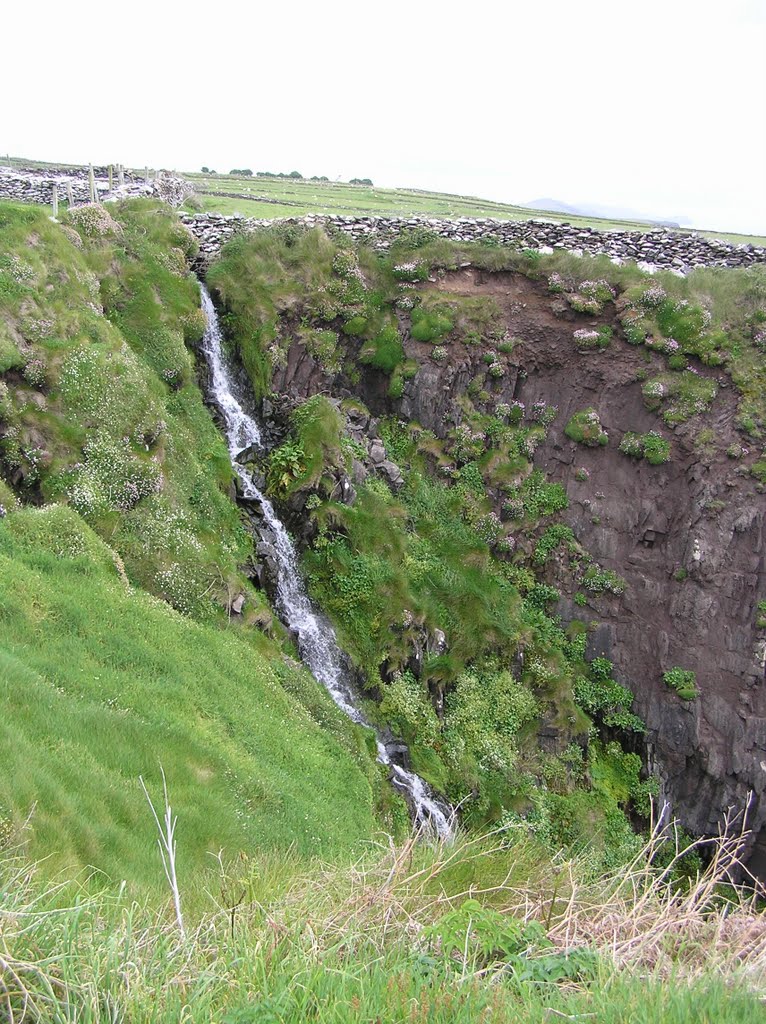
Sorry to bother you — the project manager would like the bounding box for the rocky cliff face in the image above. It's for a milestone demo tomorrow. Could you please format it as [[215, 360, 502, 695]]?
[[258, 265, 766, 873]]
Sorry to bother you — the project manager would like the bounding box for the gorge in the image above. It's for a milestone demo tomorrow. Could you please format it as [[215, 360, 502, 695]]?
[[1, 189, 765, 1021], [205, 228, 766, 875], [198, 282, 453, 838]]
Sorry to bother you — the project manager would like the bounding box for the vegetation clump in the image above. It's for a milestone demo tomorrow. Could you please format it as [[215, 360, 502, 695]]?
[[267, 395, 345, 497], [411, 292, 505, 346], [580, 565, 627, 595], [504, 470, 569, 522], [619, 430, 671, 464], [574, 658, 645, 733], [567, 278, 615, 314], [756, 600, 766, 629], [565, 408, 609, 446], [642, 370, 718, 424], [573, 325, 612, 350], [663, 666, 700, 700]]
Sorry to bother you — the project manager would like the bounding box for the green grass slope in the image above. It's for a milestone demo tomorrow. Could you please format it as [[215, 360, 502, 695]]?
[[0, 507, 379, 891], [0, 200, 385, 890]]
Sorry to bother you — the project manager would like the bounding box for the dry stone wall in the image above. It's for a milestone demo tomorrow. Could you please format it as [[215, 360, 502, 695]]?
[[3, 163, 764, 272], [0, 166, 191, 208], [180, 211, 766, 273]]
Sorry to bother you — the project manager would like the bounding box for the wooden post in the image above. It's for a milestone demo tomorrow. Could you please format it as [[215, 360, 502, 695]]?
[[52, 184, 58, 218], [118, 163, 125, 189], [67, 182, 74, 208], [108, 164, 113, 192], [88, 163, 96, 203]]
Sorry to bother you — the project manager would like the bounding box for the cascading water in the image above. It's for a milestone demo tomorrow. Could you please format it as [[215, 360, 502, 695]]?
[[199, 283, 453, 840]]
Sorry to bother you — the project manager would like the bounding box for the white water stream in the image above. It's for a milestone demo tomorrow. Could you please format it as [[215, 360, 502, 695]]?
[[199, 284, 453, 839]]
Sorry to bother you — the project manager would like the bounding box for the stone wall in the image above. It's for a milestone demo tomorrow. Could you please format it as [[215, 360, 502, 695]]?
[[180, 211, 766, 273], [3, 163, 764, 273], [0, 166, 189, 208]]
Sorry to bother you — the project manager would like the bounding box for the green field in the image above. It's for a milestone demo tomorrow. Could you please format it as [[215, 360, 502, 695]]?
[[5, 156, 765, 245], [181, 170, 766, 247]]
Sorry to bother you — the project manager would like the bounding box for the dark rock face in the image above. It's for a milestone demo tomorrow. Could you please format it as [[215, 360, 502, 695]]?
[[261, 265, 766, 873], [562, 439, 766, 845], [399, 360, 471, 439]]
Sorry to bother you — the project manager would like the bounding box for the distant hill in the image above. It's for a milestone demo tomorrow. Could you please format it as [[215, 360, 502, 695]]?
[[525, 197, 691, 228], [524, 197, 583, 217]]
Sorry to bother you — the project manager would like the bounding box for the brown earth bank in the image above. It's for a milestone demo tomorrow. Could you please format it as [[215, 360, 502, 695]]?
[[268, 267, 766, 875]]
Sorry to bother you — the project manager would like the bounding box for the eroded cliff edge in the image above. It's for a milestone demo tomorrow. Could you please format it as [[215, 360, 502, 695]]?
[[260, 262, 766, 869]]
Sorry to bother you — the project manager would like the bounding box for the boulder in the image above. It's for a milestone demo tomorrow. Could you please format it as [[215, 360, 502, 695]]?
[[379, 460, 404, 490], [369, 440, 386, 465]]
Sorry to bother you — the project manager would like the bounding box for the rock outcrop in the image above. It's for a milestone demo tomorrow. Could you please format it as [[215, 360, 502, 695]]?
[[260, 265, 766, 873]]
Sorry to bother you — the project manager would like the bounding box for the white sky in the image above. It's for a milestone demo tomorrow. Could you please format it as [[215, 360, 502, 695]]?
[[4, 0, 765, 234]]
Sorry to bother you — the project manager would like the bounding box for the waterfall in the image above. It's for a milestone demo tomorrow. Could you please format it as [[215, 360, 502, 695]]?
[[198, 284, 454, 840]]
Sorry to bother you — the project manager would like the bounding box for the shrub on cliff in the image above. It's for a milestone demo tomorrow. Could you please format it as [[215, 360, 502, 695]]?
[[359, 322, 404, 373], [663, 667, 699, 700], [573, 325, 612, 350], [641, 370, 717, 424], [565, 408, 609, 446], [268, 395, 345, 497], [619, 430, 671, 465], [566, 279, 616, 315], [67, 203, 123, 237]]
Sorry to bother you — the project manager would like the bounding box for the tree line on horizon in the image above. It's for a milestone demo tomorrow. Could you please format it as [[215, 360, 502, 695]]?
[[200, 167, 373, 185]]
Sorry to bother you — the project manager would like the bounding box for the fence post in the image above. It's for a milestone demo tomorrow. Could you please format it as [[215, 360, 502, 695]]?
[[52, 183, 58, 218], [67, 182, 75, 208], [118, 163, 125, 189], [88, 163, 96, 203], [108, 164, 113, 192]]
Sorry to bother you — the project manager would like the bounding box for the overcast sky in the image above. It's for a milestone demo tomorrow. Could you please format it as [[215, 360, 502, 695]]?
[[4, 0, 765, 234]]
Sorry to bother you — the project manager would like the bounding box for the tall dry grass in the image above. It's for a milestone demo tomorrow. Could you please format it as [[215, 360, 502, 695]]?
[[1, 803, 764, 1022]]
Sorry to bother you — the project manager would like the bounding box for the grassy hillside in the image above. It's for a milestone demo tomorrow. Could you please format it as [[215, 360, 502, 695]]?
[[0, 506, 381, 892], [182, 170, 766, 246], [0, 200, 387, 890]]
